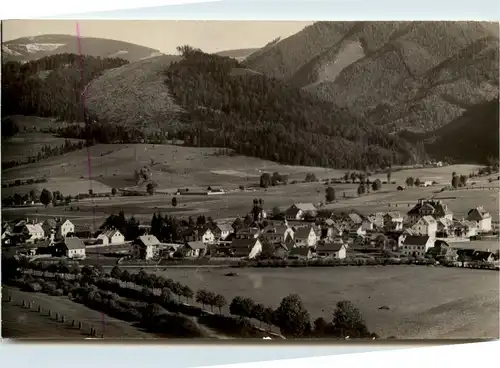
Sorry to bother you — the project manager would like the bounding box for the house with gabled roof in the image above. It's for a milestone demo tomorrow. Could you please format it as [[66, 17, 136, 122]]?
[[22, 223, 45, 244], [411, 215, 438, 237], [285, 203, 317, 220], [132, 235, 160, 260], [401, 235, 435, 257], [466, 207, 492, 233], [260, 224, 294, 245], [348, 212, 364, 225], [455, 220, 478, 238], [230, 238, 262, 259], [293, 226, 318, 248], [199, 227, 215, 244], [59, 237, 86, 259], [316, 241, 347, 259], [58, 219, 75, 238], [185, 241, 207, 258], [407, 199, 453, 225], [212, 223, 233, 241]]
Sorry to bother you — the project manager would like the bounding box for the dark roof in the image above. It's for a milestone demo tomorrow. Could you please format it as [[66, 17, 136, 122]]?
[[231, 238, 259, 249], [294, 227, 312, 239], [285, 207, 302, 217], [186, 241, 206, 250], [317, 242, 344, 252], [408, 200, 451, 217], [467, 207, 492, 221], [289, 247, 311, 256], [64, 237, 85, 250], [74, 223, 92, 232], [43, 219, 57, 229], [403, 235, 431, 246]]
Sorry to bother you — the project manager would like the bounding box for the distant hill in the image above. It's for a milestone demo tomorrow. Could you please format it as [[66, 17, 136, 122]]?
[[244, 21, 499, 135], [215, 48, 259, 61], [2, 34, 162, 63]]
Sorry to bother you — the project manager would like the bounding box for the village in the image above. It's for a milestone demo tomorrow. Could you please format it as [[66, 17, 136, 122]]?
[[2, 196, 499, 268]]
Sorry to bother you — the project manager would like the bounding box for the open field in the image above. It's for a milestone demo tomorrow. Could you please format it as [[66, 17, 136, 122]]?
[[117, 266, 499, 340], [1, 287, 156, 339], [3, 172, 498, 228]]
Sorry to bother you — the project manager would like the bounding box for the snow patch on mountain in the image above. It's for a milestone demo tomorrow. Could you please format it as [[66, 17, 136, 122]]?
[[20, 43, 65, 53], [108, 50, 130, 58]]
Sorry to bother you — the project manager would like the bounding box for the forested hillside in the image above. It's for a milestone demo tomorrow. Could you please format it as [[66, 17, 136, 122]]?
[[163, 47, 417, 169], [244, 21, 499, 135], [2, 53, 129, 122]]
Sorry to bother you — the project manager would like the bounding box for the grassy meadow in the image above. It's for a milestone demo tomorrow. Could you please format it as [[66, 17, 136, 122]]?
[[117, 265, 499, 340]]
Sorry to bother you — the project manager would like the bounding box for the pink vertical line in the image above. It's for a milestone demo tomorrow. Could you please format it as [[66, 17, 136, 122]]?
[[76, 22, 96, 232], [76, 22, 93, 194]]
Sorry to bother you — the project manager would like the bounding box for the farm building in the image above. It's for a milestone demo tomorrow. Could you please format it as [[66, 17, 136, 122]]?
[[230, 238, 262, 259], [184, 241, 207, 258], [363, 213, 384, 231], [455, 220, 478, 238], [316, 241, 347, 259], [97, 229, 125, 245], [293, 226, 318, 248], [347, 224, 366, 239], [466, 207, 492, 233], [427, 241, 459, 262], [73, 223, 93, 238], [288, 247, 312, 260], [401, 235, 435, 257], [132, 235, 160, 260]]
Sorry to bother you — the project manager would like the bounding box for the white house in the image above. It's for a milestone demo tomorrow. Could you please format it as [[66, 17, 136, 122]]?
[[400, 235, 435, 257], [459, 220, 478, 238], [411, 215, 438, 238], [201, 228, 215, 244], [347, 224, 366, 238], [132, 235, 160, 260], [466, 207, 492, 233], [230, 238, 262, 259], [61, 237, 86, 259], [58, 219, 75, 238], [293, 226, 318, 248], [316, 241, 347, 259], [23, 224, 45, 243]]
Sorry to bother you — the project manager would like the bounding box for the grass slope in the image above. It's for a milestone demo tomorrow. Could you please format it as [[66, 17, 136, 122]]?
[[2, 34, 162, 63]]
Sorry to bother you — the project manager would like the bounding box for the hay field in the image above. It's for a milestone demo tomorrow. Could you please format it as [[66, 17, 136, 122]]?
[[129, 266, 499, 340]]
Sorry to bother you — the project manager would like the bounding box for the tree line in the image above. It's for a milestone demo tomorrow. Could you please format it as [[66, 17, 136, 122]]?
[[3, 257, 379, 339]]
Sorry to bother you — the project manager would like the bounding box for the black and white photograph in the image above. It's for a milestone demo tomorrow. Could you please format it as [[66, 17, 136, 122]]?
[[1, 19, 499, 341]]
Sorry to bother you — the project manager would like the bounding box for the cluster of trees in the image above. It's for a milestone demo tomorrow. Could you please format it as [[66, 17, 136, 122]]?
[[2, 54, 129, 121], [2, 188, 71, 207], [451, 172, 468, 189], [150, 212, 216, 243], [1, 117, 20, 138], [56, 121, 148, 145], [100, 211, 143, 241], [259, 172, 289, 188], [164, 47, 415, 170]]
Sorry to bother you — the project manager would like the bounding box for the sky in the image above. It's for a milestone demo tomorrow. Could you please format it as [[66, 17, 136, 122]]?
[[2, 20, 314, 53]]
